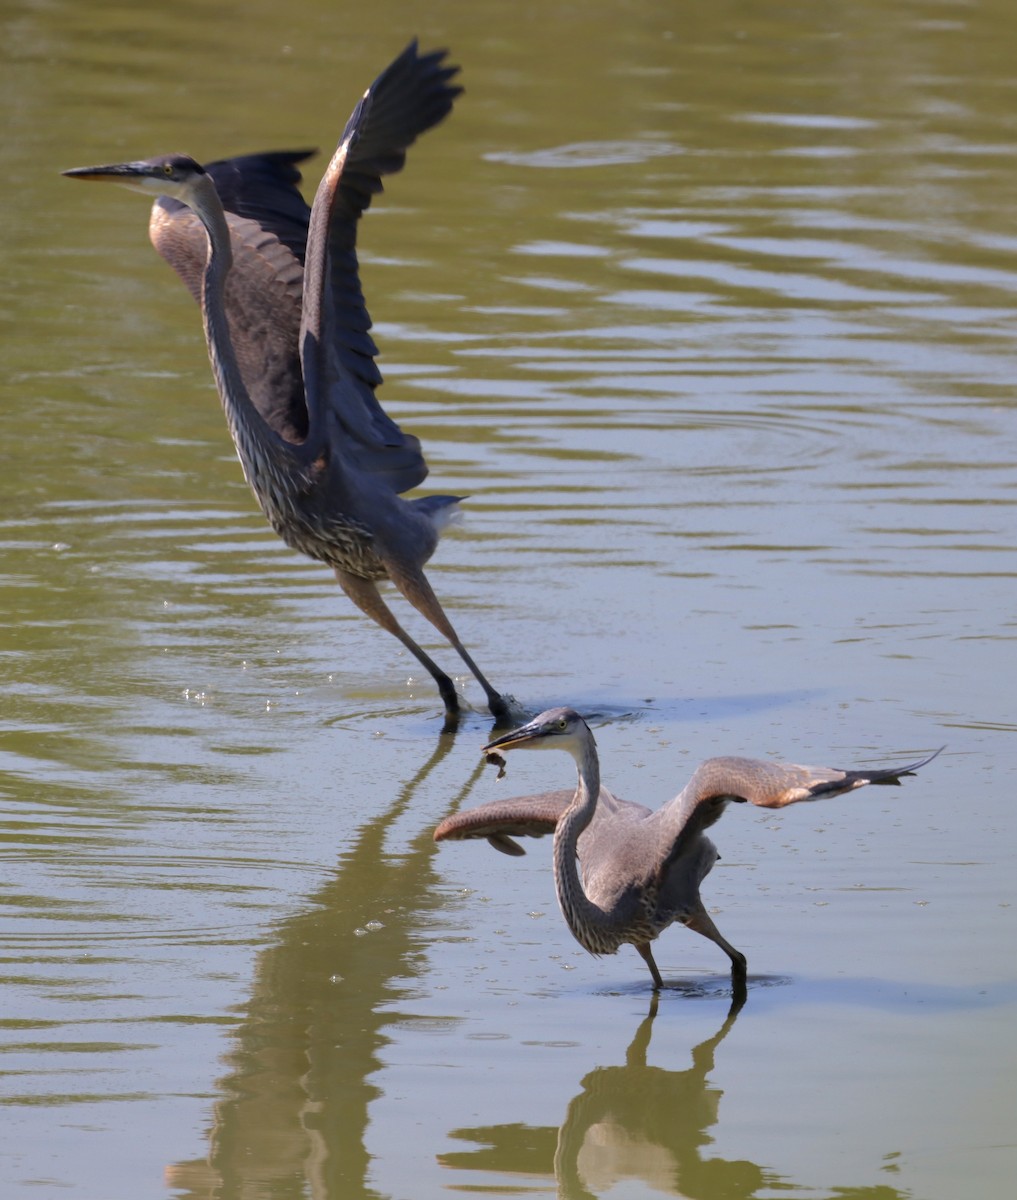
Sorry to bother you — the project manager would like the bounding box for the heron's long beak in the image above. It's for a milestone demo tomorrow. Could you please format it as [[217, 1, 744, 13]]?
[[62, 162, 154, 182], [483, 719, 551, 754]]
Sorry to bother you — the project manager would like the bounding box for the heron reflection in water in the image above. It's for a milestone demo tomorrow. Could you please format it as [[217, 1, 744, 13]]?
[[440, 991, 767, 1196], [435, 707, 940, 988], [440, 989, 910, 1198], [64, 42, 510, 721]]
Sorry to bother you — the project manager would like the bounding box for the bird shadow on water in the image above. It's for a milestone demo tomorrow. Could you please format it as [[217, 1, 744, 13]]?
[[553, 687, 827, 730], [591, 972, 791, 1003], [746, 971, 1017, 1016], [315, 685, 820, 743], [593, 970, 1014, 1015], [322, 682, 535, 738]]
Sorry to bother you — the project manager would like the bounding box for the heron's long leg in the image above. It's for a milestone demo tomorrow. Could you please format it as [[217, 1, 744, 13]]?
[[383, 560, 509, 719], [634, 942, 664, 990], [682, 904, 748, 984], [335, 568, 461, 716]]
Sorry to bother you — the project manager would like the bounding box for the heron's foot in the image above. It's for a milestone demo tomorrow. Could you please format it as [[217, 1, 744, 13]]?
[[486, 691, 530, 728], [730, 953, 748, 1002], [440, 710, 462, 736], [436, 675, 462, 721]]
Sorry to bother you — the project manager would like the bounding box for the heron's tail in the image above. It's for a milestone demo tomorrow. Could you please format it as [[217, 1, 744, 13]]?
[[411, 494, 465, 535]]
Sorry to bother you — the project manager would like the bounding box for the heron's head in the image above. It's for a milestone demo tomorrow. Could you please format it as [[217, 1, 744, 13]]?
[[62, 154, 207, 202], [484, 706, 592, 759]]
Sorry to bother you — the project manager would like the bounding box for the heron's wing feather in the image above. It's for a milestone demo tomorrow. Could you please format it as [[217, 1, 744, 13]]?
[[433, 786, 651, 859], [680, 750, 943, 813], [150, 150, 313, 442], [152, 149, 313, 284], [201, 150, 314, 263], [434, 790, 575, 857], [299, 40, 461, 491], [654, 749, 942, 883]]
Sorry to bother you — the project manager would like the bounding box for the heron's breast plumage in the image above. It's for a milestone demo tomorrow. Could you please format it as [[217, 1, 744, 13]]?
[[227, 428, 386, 578]]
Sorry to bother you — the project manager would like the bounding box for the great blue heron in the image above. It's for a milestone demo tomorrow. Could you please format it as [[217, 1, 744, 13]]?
[[64, 41, 509, 721], [434, 706, 940, 989]]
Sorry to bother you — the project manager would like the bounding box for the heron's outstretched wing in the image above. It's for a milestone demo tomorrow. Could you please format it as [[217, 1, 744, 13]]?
[[149, 150, 314, 442], [200, 151, 314, 263], [151, 150, 313, 295], [434, 787, 652, 857], [299, 40, 461, 490], [655, 749, 942, 881], [434, 790, 575, 857]]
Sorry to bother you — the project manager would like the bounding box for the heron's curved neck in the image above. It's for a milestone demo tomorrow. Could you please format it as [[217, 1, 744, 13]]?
[[552, 731, 613, 946], [191, 178, 279, 477]]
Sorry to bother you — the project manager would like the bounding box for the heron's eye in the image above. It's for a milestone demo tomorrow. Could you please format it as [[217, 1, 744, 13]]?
[[162, 163, 174, 177], [557, 718, 567, 730]]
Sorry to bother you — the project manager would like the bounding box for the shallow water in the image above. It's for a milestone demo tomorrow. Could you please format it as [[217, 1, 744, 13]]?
[[2, 1, 1016, 1197]]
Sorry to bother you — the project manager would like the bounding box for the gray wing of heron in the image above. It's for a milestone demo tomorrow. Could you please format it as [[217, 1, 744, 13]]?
[[647, 750, 943, 893], [433, 787, 653, 858], [148, 41, 459, 491], [435, 749, 942, 888], [297, 40, 459, 488]]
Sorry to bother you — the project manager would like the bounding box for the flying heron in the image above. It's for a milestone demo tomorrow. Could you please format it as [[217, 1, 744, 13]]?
[[434, 707, 940, 989], [64, 41, 509, 721]]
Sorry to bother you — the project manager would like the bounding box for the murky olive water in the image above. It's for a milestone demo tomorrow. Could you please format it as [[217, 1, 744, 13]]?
[[2, 1, 1016, 1197]]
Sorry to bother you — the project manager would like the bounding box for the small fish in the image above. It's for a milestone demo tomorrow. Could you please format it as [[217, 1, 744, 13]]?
[[484, 750, 507, 780]]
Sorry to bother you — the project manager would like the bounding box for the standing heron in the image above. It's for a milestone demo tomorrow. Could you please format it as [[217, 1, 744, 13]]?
[[434, 707, 939, 989], [64, 41, 509, 721]]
